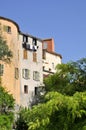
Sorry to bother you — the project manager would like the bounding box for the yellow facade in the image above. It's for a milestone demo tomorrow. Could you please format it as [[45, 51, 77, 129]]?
[[0, 17, 20, 105]]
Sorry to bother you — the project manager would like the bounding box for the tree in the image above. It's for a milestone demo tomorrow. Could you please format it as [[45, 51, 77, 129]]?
[[44, 58, 86, 95], [0, 36, 12, 63], [0, 86, 15, 130], [16, 91, 86, 130], [15, 58, 86, 130]]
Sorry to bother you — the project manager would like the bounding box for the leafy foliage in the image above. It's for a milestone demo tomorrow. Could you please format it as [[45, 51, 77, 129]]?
[[16, 58, 86, 130], [16, 91, 86, 130], [44, 58, 86, 95], [0, 36, 12, 63], [0, 86, 15, 130]]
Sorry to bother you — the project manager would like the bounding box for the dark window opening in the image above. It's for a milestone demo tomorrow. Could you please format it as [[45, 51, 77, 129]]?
[[35, 87, 38, 95], [23, 35, 28, 42], [3, 25, 11, 33], [7, 26, 11, 33], [24, 85, 28, 94], [42, 50, 46, 59], [33, 38, 37, 46], [43, 66, 45, 71]]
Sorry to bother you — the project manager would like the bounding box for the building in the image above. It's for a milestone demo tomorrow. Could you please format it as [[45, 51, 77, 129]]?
[[42, 38, 62, 77], [0, 16, 62, 107]]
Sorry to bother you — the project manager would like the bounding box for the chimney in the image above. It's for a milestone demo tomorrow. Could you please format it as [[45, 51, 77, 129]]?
[[42, 38, 55, 52]]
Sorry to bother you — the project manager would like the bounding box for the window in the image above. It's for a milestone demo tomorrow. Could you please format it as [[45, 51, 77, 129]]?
[[23, 35, 28, 42], [23, 49, 27, 59], [49, 68, 51, 72], [15, 68, 19, 79], [24, 85, 28, 94], [33, 71, 40, 81], [3, 25, 11, 33], [52, 62, 54, 69], [42, 50, 46, 59], [43, 42, 47, 49], [22, 69, 30, 79], [0, 64, 4, 76], [35, 87, 39, 95], [43, 66, 45, 71], [33, 38, 37, 46], [33, 52, 37, 62]]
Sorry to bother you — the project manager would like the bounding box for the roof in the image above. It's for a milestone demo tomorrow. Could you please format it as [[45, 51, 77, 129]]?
[[0, 16, 20, 32], [20, 32, 42, 42], [0, 16, 43, 41]]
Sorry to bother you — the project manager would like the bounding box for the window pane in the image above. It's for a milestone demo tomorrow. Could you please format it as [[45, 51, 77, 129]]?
[[33, 71, 40, 81], [22, 69, 30, 79]]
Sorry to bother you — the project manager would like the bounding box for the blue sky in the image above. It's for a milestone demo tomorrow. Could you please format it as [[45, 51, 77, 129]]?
[[0, 0, 86, 63]]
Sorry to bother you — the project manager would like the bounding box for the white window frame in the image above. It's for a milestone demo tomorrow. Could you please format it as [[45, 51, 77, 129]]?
[[33, 71, 40, 81], [22, 69, 30, 79]]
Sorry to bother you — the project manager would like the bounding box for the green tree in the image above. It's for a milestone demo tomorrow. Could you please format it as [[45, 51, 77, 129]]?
[[0, 86, 15, 130], [0, 36, 12, 63], [16, 91, 86, 130], [44, 58, 86, 95], [15, 57, 86, 130]]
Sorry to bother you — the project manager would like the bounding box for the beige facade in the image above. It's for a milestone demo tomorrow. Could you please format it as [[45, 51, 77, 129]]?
[[0, 17, 20, 105]]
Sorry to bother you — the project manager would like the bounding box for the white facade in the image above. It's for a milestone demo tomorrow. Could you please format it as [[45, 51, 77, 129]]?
[[43, 50, 62, 76], [19, 34, 43, 107]]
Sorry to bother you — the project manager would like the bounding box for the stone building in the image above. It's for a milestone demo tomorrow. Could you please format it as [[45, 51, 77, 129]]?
[[0, 16, 62, 107]]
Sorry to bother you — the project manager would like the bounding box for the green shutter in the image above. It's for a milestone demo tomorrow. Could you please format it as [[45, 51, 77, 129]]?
[[33, 71, 35, 80], [0, 64, 4, 76], [3, 25, 8, 32], [22, 69, 24, 78]]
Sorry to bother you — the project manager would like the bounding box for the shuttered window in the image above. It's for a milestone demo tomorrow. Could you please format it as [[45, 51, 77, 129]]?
[[33, 52, 37, 62], [0, 64, 4, 76], [15, 68, 19, 79], [23, 49, 27, 59]]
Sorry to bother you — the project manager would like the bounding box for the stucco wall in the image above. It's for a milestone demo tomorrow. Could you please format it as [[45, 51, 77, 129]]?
[[19, 34, 43, 107], [0, 18, 20, 105], [43, 51, 61, 74]]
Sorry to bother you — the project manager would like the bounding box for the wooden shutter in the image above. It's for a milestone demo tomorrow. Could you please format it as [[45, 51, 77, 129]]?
[[23, 49, 27, 59], [33, 52, 37, 62]]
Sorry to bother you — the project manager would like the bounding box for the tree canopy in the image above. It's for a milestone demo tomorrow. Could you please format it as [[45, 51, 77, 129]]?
[[0, 86, 15, 130], [16, 91, 86, 130], [44, 58, 86, 95], [0, 36, 12, 63], [15, 58, 86, 130]]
